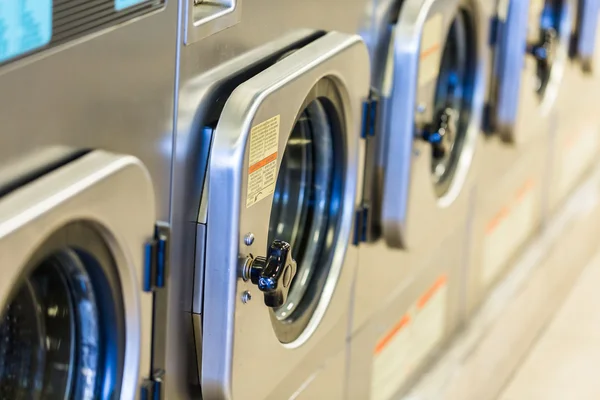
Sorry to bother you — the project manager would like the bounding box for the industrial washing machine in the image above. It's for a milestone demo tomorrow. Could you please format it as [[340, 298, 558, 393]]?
[[166, 0, 381, 398], [348, 0, 487, 398], [0, 0, 177, 398], [172, 27, 370, 399], [463, 0, 571, 316], [548, 0, 600, 215], [0, 150, 158, 399]]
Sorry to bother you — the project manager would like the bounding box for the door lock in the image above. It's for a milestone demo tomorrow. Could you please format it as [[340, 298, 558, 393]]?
[[528, 26, 558, 70], [243, 240, 297, 308], [421, 106, 458, 160]]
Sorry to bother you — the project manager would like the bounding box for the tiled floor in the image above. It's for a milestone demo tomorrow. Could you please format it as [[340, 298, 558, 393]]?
[[499, 252, 600, 400]]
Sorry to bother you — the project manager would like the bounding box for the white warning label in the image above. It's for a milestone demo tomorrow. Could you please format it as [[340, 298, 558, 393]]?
[[370, 276, 448, 400], [482, 180, 536, 285], [419, 14, 444, 86], [246, 115, 280, 208]]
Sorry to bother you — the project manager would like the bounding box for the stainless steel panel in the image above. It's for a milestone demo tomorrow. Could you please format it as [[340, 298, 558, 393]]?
[[0, 3, 177, 220], [548, 10, 600, 213], [465, 139, 549, 317], [348, 227, 465, 400]]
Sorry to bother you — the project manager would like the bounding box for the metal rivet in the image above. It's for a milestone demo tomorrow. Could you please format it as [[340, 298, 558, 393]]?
[[244, 233, 255, 246], [241, 291, 252, 304]]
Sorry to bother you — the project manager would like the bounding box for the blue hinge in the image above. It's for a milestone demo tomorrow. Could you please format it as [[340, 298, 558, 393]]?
[[489, 16, 500, 47], [361, 93, 379, 139], [143, 222, 170, 292], [141, 369, 164, 400], [353, 206, 369, 245], [482, 102, 493, 134]]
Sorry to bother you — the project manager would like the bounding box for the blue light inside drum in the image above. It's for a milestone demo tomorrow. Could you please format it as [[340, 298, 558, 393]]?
[[115, 0, 147, 11], [0, 0, 52, 63]]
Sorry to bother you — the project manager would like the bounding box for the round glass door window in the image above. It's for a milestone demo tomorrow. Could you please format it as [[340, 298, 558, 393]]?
[[422, 8, 477, 197], [266, 79, 345, 344], [0, 227, 124, 399]]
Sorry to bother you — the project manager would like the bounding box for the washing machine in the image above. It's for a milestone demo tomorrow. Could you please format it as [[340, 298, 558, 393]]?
[[348, 0, 487, 398], [172, 28, 370, 399], [548, 0, 600, 215], [0, 0, 177, 398], [0, 149, 160, 399], [463, 0, 571, 316]]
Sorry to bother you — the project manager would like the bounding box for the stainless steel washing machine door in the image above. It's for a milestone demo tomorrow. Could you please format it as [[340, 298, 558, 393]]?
[[200, 32, 370, 399], [528, 0, 572, 113], [375, 0, 487, 249], [492, 0, 531, 138], [486, 0, 570, 143], [0, 150, 156, 400], [573, 0, 600, 71]]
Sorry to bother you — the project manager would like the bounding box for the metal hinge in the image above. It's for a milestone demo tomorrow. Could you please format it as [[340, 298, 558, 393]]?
[[143, 222, 170, 292], [353, 205, 369, 245], [141, 369, 165, 400], [361, 92, 380, 139]]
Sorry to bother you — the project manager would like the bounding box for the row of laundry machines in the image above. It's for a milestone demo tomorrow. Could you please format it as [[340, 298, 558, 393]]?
[[0, 0, 599, 399]]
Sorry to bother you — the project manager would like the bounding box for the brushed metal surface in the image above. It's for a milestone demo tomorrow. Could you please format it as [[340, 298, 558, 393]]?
[[548, 7, 600, 214], [169, 2, 375, 397], [0, 3, 177, 220], [348, 226, 465, 400]]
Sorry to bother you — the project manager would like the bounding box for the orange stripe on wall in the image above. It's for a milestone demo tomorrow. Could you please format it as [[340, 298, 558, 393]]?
[[486, 206, 510, 234], [417, 275, 448, 309], [249, 152, 278, 174], [516, 179, 534, 201], [374, 314, 411, 355]]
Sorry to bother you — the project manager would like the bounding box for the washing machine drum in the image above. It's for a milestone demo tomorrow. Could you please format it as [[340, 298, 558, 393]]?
[[408, 5, 479, 198], [424, 9, 476, 196], [0, 225, 124, 399]]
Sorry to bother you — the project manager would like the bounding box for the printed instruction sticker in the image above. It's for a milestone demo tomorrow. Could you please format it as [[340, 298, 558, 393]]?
[[0, 0, 53, 64], [115, 0, 147, 11], [418, 14, 443, 86], [482, 180, 536, 285], [559, 126, 599, 196], [246, 115, 280, 208], [371, 275, 448, 400]]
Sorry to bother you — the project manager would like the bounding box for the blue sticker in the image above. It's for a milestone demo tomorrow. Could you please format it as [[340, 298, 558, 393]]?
[[0, 0, 53, 63], [115, 0, 147, 11]]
